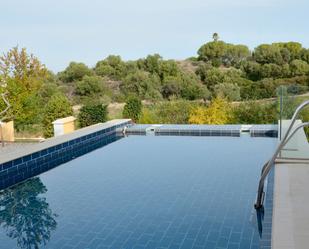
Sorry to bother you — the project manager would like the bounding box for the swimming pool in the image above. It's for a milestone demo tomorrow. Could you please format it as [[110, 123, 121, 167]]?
[[0, 134, 276, 249]]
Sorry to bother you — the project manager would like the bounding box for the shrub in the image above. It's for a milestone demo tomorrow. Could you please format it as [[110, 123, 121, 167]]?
[[122, 96, 142, 122], [180, 82, 210, 100], [43, 93, 73, 138], [233, 101, 277, 124], [214, 83, 241, 101], [78, 102, 108, 128], [138, 100, 196, 124], [158, 101, 195, 124], [138, 108, 158, 124], [189, 97, 233, 124]]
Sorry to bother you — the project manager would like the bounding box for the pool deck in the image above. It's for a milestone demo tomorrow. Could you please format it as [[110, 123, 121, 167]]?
[[0, 119, 131, 165], [0, 142, 36, 162], [272, 120, 309, 249]]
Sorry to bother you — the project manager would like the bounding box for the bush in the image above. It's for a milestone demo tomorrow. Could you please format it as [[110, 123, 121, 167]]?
[[138, 100, 196, 124], [138, 108, 159, 124], [189, 98, 234, 124], [214, 83, 241, 101], [156, 101, 195, 124], [233, 101, 277, 124], [78, 102, 108, 128], [43, 93, 73, 138], [122, 96, 142, 122]]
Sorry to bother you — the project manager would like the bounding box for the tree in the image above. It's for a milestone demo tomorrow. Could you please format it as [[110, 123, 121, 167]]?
[[197, 41, 229, 64], [181, 83, 210, 101], [159, 60, 181, 80], [75, 75, 105, 96], [197, 66, 226, 89], [143, 54, 162, 74], [197, 40, 250, 67], [255, 78, 277, 99], [94, 55, 126, 80], [253, 44, 283, 65], [78, 102, 108, 127], [242, 61, 262, 81], [38, 82, 61, 103], [189, 98, 233, 124], [0, 178, 57, 249], [59, 62, 93, 82], [0, 47, 47, 130], [197, 66, 245, 94], [224, 44, 250, 66], [301, 49, 309, 63], [120, 70, 161, 99], [274, 42, 303, 61], [43, 93, 73, 138], [289, 59, 309, 76], [122, 96, 142, 122], [179, 73, 210, 100], [161, 76, 181, 99], [212, 33, 219, 42], [260, 63, 284, 78]]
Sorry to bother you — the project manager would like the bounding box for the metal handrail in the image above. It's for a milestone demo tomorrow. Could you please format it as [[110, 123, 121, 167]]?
[[254, 100, 309, 209], [260, 121, 309, 176]]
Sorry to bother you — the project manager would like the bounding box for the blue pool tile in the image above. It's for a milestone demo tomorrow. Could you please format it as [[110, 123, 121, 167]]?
[[207, 231, 220, 242], [180, 238, 194, 249], [0, 135, 276, 249], [230, 232, 241, 243], [204, 241, 216, 249], [12, 157, 22, 166], [217, 237, 229, 248], [239, 238, 251, 249], [227, 243, 240, 249]]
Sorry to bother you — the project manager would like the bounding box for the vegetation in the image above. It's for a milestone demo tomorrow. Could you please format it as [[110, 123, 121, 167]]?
[[189, 98, 233, 124], [233, 101, 277, 124], [42, 93, 73, 138], [1, 34, 308, 138], [0, 47, 47, 131], [122, 96, 142, 122], [140, 100, 197, 124], [78, 102, 108, 128]]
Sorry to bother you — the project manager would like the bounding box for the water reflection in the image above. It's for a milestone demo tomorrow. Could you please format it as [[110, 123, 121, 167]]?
[[256, 206, 264, 237], [0, 178, 57, 249]]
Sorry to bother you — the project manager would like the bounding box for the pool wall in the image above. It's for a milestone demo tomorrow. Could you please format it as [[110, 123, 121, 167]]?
[[125, 124, 278, 137], [0, 119, 131, 190]]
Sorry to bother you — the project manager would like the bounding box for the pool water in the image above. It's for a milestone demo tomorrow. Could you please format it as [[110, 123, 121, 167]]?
[[0, 135, 277, 249]]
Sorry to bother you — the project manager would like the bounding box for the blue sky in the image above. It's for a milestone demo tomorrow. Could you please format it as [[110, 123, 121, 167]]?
[[1, 0, 308, 72]]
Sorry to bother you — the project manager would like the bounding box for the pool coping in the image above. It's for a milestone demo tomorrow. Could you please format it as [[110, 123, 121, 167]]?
[[272, 120, 309, 249]]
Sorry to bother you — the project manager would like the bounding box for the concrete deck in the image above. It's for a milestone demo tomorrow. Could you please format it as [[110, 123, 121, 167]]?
[[0, 143, 37, 161], [0, 119, 131, 164], [272, 120, 309, 249]]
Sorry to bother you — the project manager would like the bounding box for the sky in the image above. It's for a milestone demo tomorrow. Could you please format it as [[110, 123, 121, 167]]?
[[1, 0, 308, 72]]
